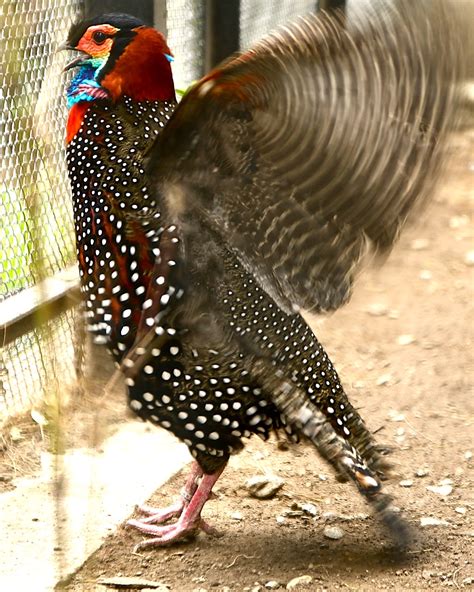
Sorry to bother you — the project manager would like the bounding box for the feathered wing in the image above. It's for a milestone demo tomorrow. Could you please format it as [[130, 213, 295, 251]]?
[[117, 3, 464, 545], [146, 0, 464, 315]]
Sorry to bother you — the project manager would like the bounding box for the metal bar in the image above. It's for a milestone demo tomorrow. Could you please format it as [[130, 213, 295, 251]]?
[[205, 0, 240, 72], [84, 0, 154, 25], [154, 0, 167, 38], [0, 267, 80, 346]]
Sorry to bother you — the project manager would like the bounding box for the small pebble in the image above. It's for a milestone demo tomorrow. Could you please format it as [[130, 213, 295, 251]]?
[[245, 475, 285, 500], [426, 484, 453, 496], [301, 503, 319, 517], [464, 250, 474, 267], [265, 581, 280, 590], [365, 303, 388, 317], [411, 238, 430, 251], [419, 270, 432, 281], [449, 215, 469, 229], [465, 451, 473, 461], [376, 373, 392, 386], [455, 507, 467, 515], [289, 502, 319, 517], [397, 334, 415, 346], [286, 575, 313, 590], [323, 526, 344, 540], [230, 511, 243, 521], [399, 479, 414, 488], [439, 478, 453, 486], [415, 468, 429, 478], [420, 517, 451, 528], [9, 427, 23, 442], [388, 410, 405, 422]]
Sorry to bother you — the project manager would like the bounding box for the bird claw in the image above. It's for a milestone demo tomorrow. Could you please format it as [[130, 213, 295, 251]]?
[[128, 517, 221, 549], [126, 464, 225, 548], [133, 501, 185, 524]]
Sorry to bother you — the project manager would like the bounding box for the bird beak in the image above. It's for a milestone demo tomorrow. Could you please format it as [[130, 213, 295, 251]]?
[[57, 40, 90, 72], [63, 54, 91, 72]]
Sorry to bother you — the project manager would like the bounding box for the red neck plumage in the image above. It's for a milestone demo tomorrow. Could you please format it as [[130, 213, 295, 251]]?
[[67, 102, 90, 144], [101, 28, 176, 102]]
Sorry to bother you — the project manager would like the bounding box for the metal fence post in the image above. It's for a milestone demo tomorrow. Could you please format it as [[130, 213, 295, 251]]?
[[154, 0, 167, 38], [204, 0, 240, 72]]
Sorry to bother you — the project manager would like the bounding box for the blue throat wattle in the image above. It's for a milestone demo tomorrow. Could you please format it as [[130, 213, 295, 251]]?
[[67, 59, 108, 109]]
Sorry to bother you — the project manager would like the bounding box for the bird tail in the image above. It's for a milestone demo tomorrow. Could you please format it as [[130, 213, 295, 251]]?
[[251, 359, 412, 548]]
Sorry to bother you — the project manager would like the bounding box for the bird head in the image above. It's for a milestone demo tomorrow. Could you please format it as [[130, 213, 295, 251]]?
[[61, 13, 175, 107]]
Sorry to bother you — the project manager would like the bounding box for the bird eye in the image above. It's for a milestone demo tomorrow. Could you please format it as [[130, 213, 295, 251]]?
[[92, 31, 108, 44]]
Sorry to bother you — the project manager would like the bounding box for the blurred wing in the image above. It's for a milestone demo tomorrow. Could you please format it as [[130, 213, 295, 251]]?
[[147, 0, 464, 314]]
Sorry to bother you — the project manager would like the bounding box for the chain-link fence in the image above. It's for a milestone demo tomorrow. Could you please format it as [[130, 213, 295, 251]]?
[[240, 0, 317, 48], [167, 0, 205, 91], [0, 0, 325, 424], [0, 0, 84, 420], [0, 0, 82, 297]]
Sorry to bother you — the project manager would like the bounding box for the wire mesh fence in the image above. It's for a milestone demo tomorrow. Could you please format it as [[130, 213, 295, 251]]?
[[0, 0, 323, 423], [0, 0, 83, 297], [240, 0, 317, 48], [166, 0, 205, 91], [1, 308, 83, 417], [1, 0, 85, 420]]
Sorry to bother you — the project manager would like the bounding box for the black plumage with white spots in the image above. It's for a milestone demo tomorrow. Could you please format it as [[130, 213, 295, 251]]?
[[64, 0, 464, 547], [68, 94, 383, 475]]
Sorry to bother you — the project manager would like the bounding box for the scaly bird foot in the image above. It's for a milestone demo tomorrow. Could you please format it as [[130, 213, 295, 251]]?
[[132, 501, 185, 524], [127, 463, 225, 549], [128, 516, 222, 550]]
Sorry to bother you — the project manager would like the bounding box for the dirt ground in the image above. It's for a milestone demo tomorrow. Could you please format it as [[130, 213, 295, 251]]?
[[3, 118, 471, 590]]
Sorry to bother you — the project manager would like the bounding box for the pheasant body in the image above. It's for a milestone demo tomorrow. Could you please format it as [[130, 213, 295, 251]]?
[[62, 3, 464, 548], [67, 95, 376, 471]]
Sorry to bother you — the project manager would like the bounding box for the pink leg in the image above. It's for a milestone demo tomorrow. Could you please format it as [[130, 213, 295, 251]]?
[[127, 463, 225, 549], [132, 462, 203, 525]]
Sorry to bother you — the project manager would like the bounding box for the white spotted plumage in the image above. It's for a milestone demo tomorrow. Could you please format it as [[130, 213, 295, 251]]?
[[67, 75, 389, 473]]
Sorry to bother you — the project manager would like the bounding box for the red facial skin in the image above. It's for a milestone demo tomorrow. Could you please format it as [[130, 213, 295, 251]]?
[[76, 23, 118, 57]]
